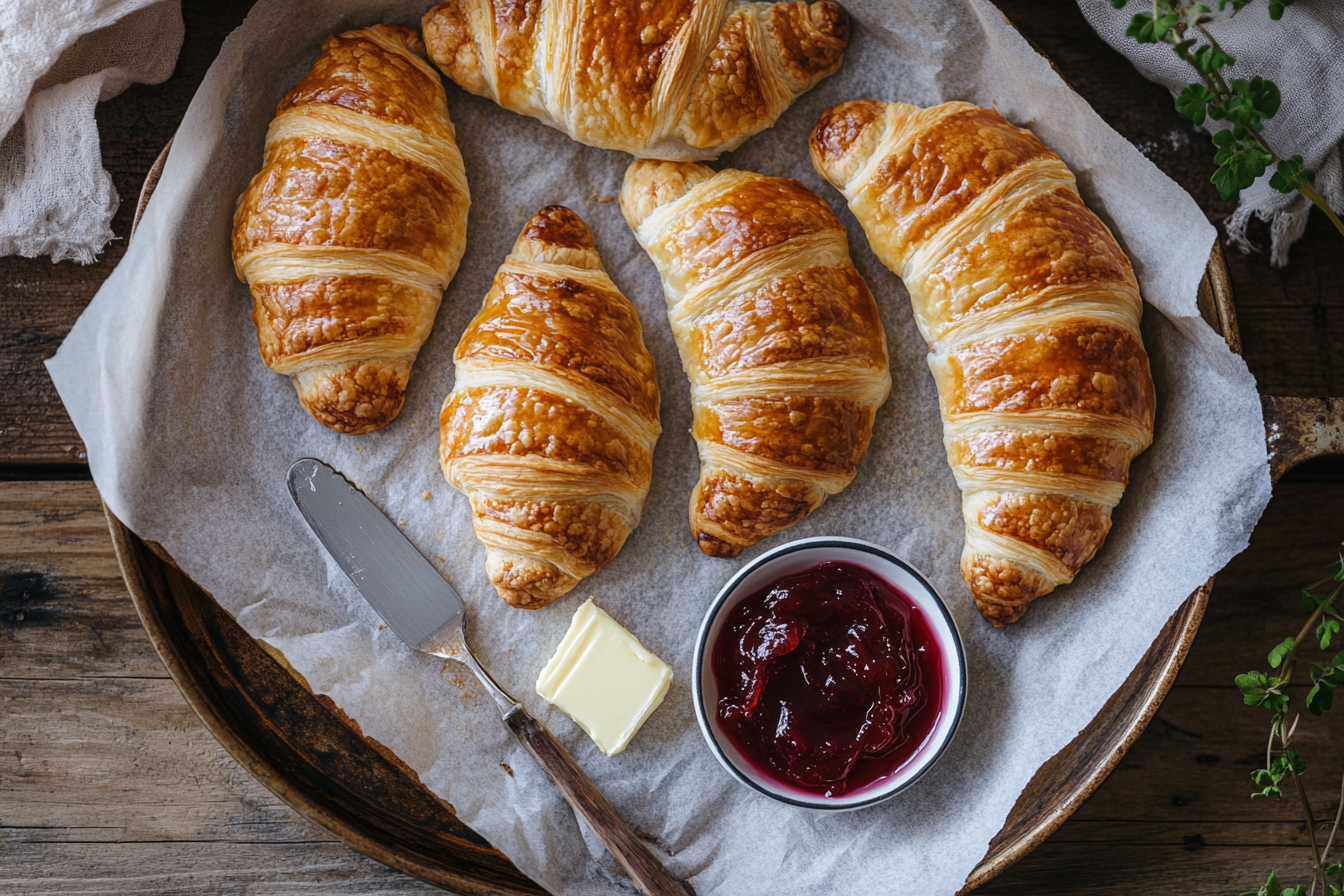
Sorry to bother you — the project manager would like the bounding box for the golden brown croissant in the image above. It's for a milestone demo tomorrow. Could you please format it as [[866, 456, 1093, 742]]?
[[440, 206, 661, 609], [621, 160, 890, 558], [232, 24, 470, 434], [421, 0, 849, 160], [810, 100, 1156, 626]]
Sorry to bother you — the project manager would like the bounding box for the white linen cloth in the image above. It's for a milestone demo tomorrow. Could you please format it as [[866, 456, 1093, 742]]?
[[0, 0, 183, 263], [1080, 0, 1344, 266], [46, 1, 1272, 893]]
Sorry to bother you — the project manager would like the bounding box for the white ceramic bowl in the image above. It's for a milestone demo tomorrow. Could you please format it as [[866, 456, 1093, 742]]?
[[692, 536, 967, 810]]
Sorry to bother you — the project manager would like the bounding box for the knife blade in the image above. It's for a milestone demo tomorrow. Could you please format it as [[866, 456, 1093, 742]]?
[[287, 457, 465, 654]]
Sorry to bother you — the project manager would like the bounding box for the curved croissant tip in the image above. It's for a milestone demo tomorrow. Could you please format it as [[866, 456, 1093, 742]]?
[[695, 530, 744, 559], [810, 100, 885, 167], [294, 360, 410, 434], [619, 159, 713, 231], [341, 23, 426, 60], [422, 1, 487, 94], [808, 1, 851, 43], [486, 552, 574, 609], [961, 550, 1053, 627], [521, 205, 595, 251]]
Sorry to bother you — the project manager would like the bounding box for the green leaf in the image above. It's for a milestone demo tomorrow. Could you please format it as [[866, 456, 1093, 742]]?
[[1126, 12, 1158, 43], [1268, 0, 1296, 19], [1152, 12, 1181, 42], [1110, 0, 1129, 7], [1237, 670, 1271, 704], [1260, 870, 1283, 896], [1240, 76, 1283, 120], [1318, 617, 1341, 649], [1268, 636, 1295, 669], [1211, 129, 1273, 200], [1176, 83, 1215, 124], [1193, 43, 1237, 74], [1330, 557, 1344, 581]]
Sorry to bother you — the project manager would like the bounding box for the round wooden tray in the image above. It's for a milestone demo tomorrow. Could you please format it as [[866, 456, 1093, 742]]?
[[106, 139, 1335, 895]]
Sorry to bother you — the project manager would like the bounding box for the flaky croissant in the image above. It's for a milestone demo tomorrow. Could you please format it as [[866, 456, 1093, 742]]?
[[421, 0, 849, 160], [232, 25, 470, 434], [810, 100, 1156, 626], [621, 160, 890, 558], [440, 206, 661, 609]]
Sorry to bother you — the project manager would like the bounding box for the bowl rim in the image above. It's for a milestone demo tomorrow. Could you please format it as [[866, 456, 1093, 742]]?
[[691, 535, 968, 810]]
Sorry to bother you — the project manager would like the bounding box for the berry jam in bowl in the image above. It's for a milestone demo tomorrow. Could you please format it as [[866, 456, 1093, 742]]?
[[693, 537, 966, 810]]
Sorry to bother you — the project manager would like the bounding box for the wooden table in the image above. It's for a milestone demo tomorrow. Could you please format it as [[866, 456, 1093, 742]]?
[[3, 2, 1342, 892]]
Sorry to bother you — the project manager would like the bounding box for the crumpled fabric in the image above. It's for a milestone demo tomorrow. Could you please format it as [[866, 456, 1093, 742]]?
[[0, 0, 183, 263], [1079, 0, 1344, 266]]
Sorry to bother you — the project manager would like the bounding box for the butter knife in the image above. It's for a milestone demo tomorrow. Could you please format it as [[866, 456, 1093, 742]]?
[[286, 458, 691, 896]]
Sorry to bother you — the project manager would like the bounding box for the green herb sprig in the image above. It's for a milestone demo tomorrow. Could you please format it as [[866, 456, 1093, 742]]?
[[1111, 0, 1344, 243], [1234, 548, 1344, 896]]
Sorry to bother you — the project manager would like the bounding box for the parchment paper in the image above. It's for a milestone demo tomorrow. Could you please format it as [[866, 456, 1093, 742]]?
[[47, 1, 1273, 893]]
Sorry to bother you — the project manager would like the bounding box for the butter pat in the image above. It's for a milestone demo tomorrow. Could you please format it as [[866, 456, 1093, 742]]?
[[536, 599, 672, 756]]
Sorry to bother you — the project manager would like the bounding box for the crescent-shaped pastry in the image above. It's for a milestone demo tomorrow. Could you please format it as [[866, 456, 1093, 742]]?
[[232, 24, 470, 433], [421, 0, 850, 160], [621, 160, 890, 557], [440, 206, 661, 609], [810, 100, 1156, 626]]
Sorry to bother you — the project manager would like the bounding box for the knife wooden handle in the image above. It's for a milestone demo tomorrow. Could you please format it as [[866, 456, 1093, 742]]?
[[504, 708, 695, 896]]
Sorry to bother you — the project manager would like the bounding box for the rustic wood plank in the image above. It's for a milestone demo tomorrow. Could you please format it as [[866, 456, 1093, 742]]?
[[0, 842, 442, 895], [0, 481, 166, 679], [980, 843, 1322, 895]]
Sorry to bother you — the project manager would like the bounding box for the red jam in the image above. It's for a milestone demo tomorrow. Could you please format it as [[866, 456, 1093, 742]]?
[[712, 561, 944, 798]]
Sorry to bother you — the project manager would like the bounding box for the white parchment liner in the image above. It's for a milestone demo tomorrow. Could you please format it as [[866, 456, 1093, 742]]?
[[48, 1, 1272, 893]]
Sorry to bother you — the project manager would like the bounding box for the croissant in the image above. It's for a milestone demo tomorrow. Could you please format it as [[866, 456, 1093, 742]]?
[[810, 100, 1156, 626], [232, 25, 470, 434], [421, 0, 849, 160], [621, 160, 890, 558], [440, 206, 661, 609]]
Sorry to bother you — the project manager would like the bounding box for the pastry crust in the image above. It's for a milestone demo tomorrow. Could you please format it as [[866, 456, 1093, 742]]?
[[621, 160, 890, 557], [440, 206, 661, 609], [232, 24, 470, 433], [421, 0, 850, 160], [810, 100, 1155, 625]]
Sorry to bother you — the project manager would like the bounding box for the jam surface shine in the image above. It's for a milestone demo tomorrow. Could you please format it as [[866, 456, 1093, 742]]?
[[712, 561, 944, 798]]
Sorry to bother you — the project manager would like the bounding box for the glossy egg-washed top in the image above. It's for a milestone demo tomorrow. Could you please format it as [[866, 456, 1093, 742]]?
[[810, 100, 1155, 625], [440, 206, 661, 609], [232, 25, 470, 433], [621, 160, 890, 558], [421, 0, 849, 159]]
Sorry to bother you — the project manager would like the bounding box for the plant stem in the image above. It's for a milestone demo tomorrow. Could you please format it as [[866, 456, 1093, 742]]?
[[1323, 768, 1344, 866], [1290, 765, 1327, 894], [1299, 182, 1344, 240]]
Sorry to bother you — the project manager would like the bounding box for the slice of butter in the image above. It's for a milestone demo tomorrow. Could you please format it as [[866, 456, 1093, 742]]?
[[536, 599, 672, 756]]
